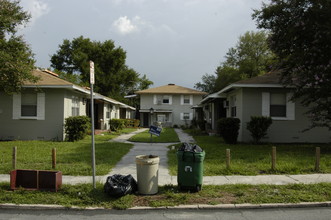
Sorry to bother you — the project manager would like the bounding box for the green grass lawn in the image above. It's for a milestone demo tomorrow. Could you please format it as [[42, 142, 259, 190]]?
[[128, 127, 180, 143], [0, 182, 330, 209], [0, 128, 137, 176], [168, 134, 331, 176]]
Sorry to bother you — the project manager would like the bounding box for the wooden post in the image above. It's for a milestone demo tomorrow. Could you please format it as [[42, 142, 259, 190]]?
[[272, 146, 276, 171], [226, 149, 231, 169], [12, 146, 17, 169], [315, 147, 320, 172], [52, 148, 56, 169]]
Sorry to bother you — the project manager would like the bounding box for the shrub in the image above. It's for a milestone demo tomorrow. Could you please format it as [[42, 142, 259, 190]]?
[[246, 116, 272, 144], [133, 119, 140, 128], [218, 118, 241, 144], [109, 119, 125, 132], [64, 116, 91, 142]]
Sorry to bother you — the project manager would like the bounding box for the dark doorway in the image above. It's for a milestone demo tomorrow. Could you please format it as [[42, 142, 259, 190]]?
[[94, 104, 99, 129], [143, 113, 149, 127]]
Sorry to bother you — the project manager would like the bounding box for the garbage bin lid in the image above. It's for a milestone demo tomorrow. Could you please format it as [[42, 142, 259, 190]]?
[[136, 155, 160, 165]]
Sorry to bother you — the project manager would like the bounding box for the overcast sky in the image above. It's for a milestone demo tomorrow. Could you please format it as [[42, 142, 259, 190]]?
[[19, 0, 265, 89]]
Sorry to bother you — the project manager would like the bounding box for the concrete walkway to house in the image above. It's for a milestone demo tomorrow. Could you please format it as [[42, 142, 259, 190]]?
[[1, 128, 331, 186]]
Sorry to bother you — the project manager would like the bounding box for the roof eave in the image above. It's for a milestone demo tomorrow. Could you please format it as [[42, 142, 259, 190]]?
[[217, 83, 285, 94], [23, 85, 90, 94]]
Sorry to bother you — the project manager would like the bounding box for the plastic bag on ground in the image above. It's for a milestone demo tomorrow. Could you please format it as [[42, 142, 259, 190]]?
[[104, 174, 137, 197]]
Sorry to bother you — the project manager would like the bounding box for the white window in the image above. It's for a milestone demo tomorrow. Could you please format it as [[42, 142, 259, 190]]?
[[106, 104, 111, 119], [154, 95, 172, 105], [71, 96, 80, 116], [157, 114, 166, 123], [180, 113, 193, 120], [21, 93, 37, 117], [230, 95, 237, 117], [270, 93, 286, 117], [262, 92, 295, 120], [181, 95, 193, 105], [163, 95, 170, 104], [13, 93, 45, 120]]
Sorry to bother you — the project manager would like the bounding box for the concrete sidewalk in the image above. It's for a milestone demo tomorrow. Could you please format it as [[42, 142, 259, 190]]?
[[1, 128, 331, 186]]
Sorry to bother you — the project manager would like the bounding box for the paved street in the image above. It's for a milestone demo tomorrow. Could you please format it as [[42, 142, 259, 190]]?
[[0, 207, 331, 220]]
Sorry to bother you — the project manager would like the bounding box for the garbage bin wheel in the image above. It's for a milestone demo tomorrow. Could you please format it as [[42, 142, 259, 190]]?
[[195, 185, 201, 192]]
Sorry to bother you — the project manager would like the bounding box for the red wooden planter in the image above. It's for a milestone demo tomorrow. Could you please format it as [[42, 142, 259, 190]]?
[[10, 169, 62, 192]]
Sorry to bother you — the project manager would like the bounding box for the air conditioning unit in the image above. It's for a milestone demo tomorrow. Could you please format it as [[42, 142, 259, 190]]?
[[223, 100, 229, 108]]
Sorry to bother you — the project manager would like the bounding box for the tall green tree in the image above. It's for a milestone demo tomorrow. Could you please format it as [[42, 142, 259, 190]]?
[[253, 0, 331, 129], [194, 73, 217, 93], [0, 0, 37, 94], [223, 31, 275, 79], [195, 31, 275, 93], [50, 36, 152, 102]]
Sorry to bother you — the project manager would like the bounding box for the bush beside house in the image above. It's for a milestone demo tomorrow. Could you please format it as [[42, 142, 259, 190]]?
[[64, 116, 91, 141], [218, 118, 241, 144], [109, 119, 140, 132], [246, 116, 272, 144]]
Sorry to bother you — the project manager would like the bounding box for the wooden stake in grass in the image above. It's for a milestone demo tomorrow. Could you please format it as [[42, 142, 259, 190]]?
[[272, 146, 276, 171], [315, 147, 320, 172], [12, 146, 17, 169], [226, 149, 231, 169], [52, 148, 57, 169]]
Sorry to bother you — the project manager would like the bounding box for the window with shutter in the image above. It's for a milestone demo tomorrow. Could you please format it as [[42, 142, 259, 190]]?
[[13, 93, 45, 120], [21, 93, 37, 117], [261, 92, 295, 120]]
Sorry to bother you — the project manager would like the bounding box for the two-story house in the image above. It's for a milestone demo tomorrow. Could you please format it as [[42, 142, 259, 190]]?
[[136, 84, 207, 127]]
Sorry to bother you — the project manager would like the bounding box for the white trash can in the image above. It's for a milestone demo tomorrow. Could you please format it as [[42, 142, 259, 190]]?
[[135, 155, 159, 195]]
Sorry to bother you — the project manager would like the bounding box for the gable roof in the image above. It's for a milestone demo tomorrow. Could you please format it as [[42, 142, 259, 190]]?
[[136, 83, 207, 95], [217, 71, 285, 94], [23, 69, 89, 94], [234, 71, 282, 85], [25, 69, 74, 86], [23, 69, 135, 109]]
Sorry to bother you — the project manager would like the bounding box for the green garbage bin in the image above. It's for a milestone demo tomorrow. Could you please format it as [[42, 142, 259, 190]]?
[[177, 143, 205, 192]]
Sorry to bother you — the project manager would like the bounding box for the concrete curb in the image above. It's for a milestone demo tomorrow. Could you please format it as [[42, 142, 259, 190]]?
[[1, 201, 330, 211]]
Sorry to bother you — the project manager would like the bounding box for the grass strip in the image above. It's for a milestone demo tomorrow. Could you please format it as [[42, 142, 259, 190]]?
[[0, 128, 137, 175], [168, 135, 331, 176], [128, 127, 180, 143], [0, 182, 330, 209]]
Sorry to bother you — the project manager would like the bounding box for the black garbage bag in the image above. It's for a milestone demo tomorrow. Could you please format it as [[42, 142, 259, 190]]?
[[178, 142, 203, 153], [104, 174, 137, 197]]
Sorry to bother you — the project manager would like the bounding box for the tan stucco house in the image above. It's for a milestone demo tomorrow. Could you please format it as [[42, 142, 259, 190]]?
[[211, 71, 331, 143], [0, 69, 135, 141], [136, 83, 207, 127]]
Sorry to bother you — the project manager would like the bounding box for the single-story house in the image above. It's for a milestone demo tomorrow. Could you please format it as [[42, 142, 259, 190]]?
[[209, 71, 331, 143], [197, 92, 226, 134], [0, 69, 135, 141]]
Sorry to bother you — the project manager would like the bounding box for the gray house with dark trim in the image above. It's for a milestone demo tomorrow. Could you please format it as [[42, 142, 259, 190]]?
[[0, 69, 135, 141], [202, 72, 330, 143]]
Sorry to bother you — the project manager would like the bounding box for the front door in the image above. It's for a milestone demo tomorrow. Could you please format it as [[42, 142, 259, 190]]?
[[143, 113, 149, 127]]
